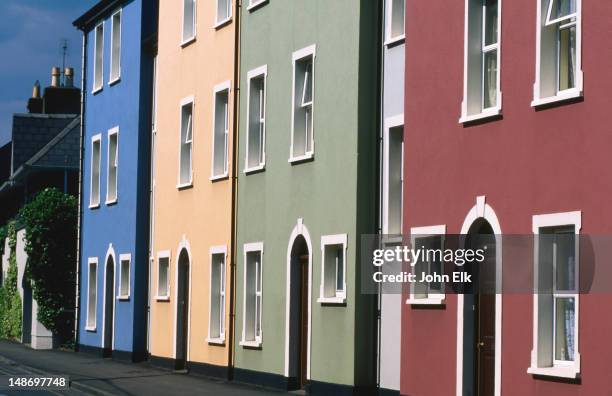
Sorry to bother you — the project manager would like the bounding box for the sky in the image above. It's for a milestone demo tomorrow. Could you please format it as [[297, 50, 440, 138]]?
[[0, 0, 97, 146]]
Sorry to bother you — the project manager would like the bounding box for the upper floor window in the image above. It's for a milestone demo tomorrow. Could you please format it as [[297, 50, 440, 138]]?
[[247, 0, 268, 11], [290, 45, 315, 162], [386, 0, 406, 43], [211, 82, 230, 180], [460, 0, 501, 123], [93, 22, 104, 92], [245, 66, 267, 172], [182, 0, 196, 44], [216, 0, 231, 26], [106, 128, 118, 204], [383, 116, 404, 235], [532, 0, 582, 106], [90, 135, 101, 208], [529, 211, 581, 379], [110, 9, 122, 83], [178, 97, 194, 187]]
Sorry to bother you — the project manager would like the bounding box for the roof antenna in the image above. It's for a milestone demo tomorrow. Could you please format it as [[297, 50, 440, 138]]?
[[60, 39, 68, 86]]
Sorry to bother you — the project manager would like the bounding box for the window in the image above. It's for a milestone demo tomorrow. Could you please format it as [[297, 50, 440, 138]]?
[[386, 0, 406, 43], [106, 128, 118, 204], [529, 211, 580, 378], [407, 225, 446, 305], [211, 82, 229, 179], [216, 0, 231, 26], [156, 252, 170, 300], [110, 10, 121, 83], [533, 0, 582, 106], [182, 0, 196, 44], [93, 22, 104, 92], [208, 247, 226, 343], [245, 66, 267, 172], [178, 97, 194, 187], [383, 116, 404, 235], [318, 234, 347, 304], [241, 243, 263, 347], [460, 0, 501, 123], [118, 254, 130, 299], [90, 135, 101, 208], [86, 258, 98, 330], [290, 45, 315, 161], [247, 0, 268, 11]]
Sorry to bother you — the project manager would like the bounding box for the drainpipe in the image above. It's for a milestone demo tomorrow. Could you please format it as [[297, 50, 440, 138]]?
[[74, 31, 88, 351], [228, 0, 241, 381]]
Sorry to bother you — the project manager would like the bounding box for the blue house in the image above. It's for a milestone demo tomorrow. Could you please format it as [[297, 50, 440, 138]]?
[[73, 0, 157, 361]]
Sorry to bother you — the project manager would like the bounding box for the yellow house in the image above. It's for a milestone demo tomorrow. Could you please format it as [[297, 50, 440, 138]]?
[[149, 0, 236, 375]]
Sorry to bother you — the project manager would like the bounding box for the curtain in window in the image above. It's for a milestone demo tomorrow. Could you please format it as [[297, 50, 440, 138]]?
[[564, 299, 575, 361], [484, 51, 497, 109]]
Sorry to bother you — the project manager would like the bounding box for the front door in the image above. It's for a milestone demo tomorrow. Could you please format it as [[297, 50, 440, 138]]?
[[103, 257, 114, 357], [298, 254, 309, 389], [175, 253, 189, 370]]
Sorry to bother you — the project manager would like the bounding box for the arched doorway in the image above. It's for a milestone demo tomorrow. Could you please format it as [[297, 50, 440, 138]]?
[[175, 249, 190, 370], [103, 254, 115, 357], [288, 234, 309, 390]]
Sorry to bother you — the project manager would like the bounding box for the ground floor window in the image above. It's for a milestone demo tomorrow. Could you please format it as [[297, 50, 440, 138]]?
[[241, 242, 263, 347], [208, 246, 226, 343], [86, 258, 98, 330]]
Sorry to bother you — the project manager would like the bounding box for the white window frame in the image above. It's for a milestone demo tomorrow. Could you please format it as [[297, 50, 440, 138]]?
[[207, 245, 227, 345], [289, 45, 316, 163], [317, 234, 348, 304], [93, 21, 104, 93], [247, 0, 268, 12], [177, 96, 194, 188], [240, 242, 263, 348], [460, 0, 502, 123], [214, 0, 232, 28], [89, 134, 102, 208], [406, 225, 446, 305], [385, 0, 406, 45], [528, 211, 580, 379], [156, 250, 171, 301], [382, 115, 404, 236], [531, 0, 582, 107], [109, 9, 122, 84], [86, 258, 98, 331], [181, 0, 197, 46], [244, 65, 267, 173], [210, 81, 230, 180], [106, 127, 119, 204], [117, 253, 131, 300]]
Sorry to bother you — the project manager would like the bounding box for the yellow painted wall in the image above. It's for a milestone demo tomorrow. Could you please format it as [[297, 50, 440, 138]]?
[[149, 0, 236, 368]]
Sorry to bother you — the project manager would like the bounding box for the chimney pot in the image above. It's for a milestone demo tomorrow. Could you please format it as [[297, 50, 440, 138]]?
[[51, 66, 61, 87], [64, 67, 74, 88], [32, 80, 40, 99]]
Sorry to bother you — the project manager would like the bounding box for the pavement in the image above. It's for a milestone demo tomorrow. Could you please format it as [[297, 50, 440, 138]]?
[[0, 340, 285, 396]]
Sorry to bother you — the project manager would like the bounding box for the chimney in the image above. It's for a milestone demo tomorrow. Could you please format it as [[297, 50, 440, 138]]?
[[27, 81, 43, 113], [51, 67, 61, 87], [64, 67, 74, 88]]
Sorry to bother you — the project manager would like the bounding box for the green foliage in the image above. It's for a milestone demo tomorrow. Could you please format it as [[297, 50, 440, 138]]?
[[19, 188, 77, 342], [0, 222, 22, 340]]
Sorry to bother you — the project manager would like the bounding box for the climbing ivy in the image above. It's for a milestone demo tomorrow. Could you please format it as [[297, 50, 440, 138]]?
[[19, 188, 77, 342], [0, 221, 22, 340]]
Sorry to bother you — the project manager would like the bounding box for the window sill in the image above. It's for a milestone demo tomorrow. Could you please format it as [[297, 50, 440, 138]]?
[[181, 36, 196, 48], [105, 198, 118, 206], [92, 86, 103, 95], [210, 173, 229, 182], [459, 107, 502, 124], [531, 89, 582, 108], [239, 340, 262, 349], [384, 34, 405, 47], [108, 76, 121, 86], [247, 0, 268, 12], [155, 295, 170, 302], [85, 326, 96, 332], [527, 365, 580, 379], [317, 296, 346, 305], [214, 17, 232, 30], [89, 203, 100, 210], [244, 165, 265, 174], [288, 153, 314, 164], [176, 182, 193, 190], [116, 295, 130, 301], [207, 337, 226, 346], [406, 297, 445, 306], [381, 234, 403, 245]]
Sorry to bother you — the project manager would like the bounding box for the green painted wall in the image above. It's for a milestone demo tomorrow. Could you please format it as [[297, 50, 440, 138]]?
[[235, 0, 380, 388]]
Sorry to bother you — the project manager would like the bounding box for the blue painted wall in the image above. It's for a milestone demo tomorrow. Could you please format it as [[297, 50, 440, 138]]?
[[77, 0, 156, 360]]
